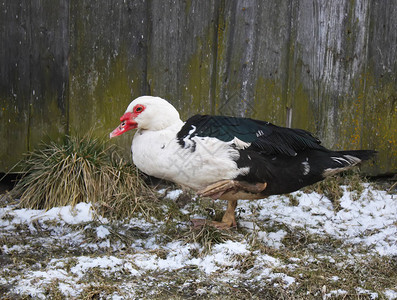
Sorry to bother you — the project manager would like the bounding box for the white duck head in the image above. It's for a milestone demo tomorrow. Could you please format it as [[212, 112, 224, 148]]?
[[110, 96, 181, 138]]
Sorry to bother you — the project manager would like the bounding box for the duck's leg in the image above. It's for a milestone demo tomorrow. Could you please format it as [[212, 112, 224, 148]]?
[[193, 180, 267, 229], [212, 199, 238, 229], [190, 200, 237, 229]]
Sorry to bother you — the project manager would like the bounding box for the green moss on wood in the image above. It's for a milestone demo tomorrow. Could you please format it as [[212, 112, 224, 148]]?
[[69, 40, 143, 160], [252, 76, 285, 124], [182, 38, 214, 118]]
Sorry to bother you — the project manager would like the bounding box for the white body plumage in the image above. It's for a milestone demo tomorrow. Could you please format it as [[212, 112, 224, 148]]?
[[131, 122, 248, 190]]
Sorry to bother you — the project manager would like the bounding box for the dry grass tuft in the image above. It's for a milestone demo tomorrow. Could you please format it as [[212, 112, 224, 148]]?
[[183, 223, 234, 256], [80, 284, 120, 300], [10, 135, 159, 220]]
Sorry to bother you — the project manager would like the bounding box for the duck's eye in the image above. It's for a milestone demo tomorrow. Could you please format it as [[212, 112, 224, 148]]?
[[135, 105, 144, 113]]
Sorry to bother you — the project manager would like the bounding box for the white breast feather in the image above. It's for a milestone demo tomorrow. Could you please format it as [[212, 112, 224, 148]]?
[[132, 124, 249, 190]]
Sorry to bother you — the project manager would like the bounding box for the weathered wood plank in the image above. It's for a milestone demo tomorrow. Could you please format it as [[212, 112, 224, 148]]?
[[215, 1, 291, 123], [0, 1, 32, 171], [68, 0, 150, 155], [288, 0, 372, 144], [361, 0, 397, 173], [146, 0, 219, 119], [0, 1, 69, 172], [286, 0, 396, 173], [28, 0, 69, 147]]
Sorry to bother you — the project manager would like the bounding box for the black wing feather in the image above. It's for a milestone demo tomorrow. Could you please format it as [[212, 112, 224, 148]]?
[[177, 115, 325, 156]]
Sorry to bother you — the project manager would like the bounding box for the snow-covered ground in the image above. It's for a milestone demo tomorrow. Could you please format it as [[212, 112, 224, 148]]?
[[1, 183, 396, 299]]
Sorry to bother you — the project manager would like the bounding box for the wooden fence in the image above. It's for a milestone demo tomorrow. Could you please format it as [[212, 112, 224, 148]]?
[[0, 0, 396, 174]]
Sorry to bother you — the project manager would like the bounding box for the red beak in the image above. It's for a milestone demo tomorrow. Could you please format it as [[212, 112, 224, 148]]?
[[109, 112, 137, 138]]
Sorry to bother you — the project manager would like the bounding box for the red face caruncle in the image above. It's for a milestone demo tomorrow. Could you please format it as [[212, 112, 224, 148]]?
[[109, 104, 146, 138]]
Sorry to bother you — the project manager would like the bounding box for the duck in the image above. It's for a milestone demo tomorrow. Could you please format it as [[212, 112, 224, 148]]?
[[110, 96, 376, 228]]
